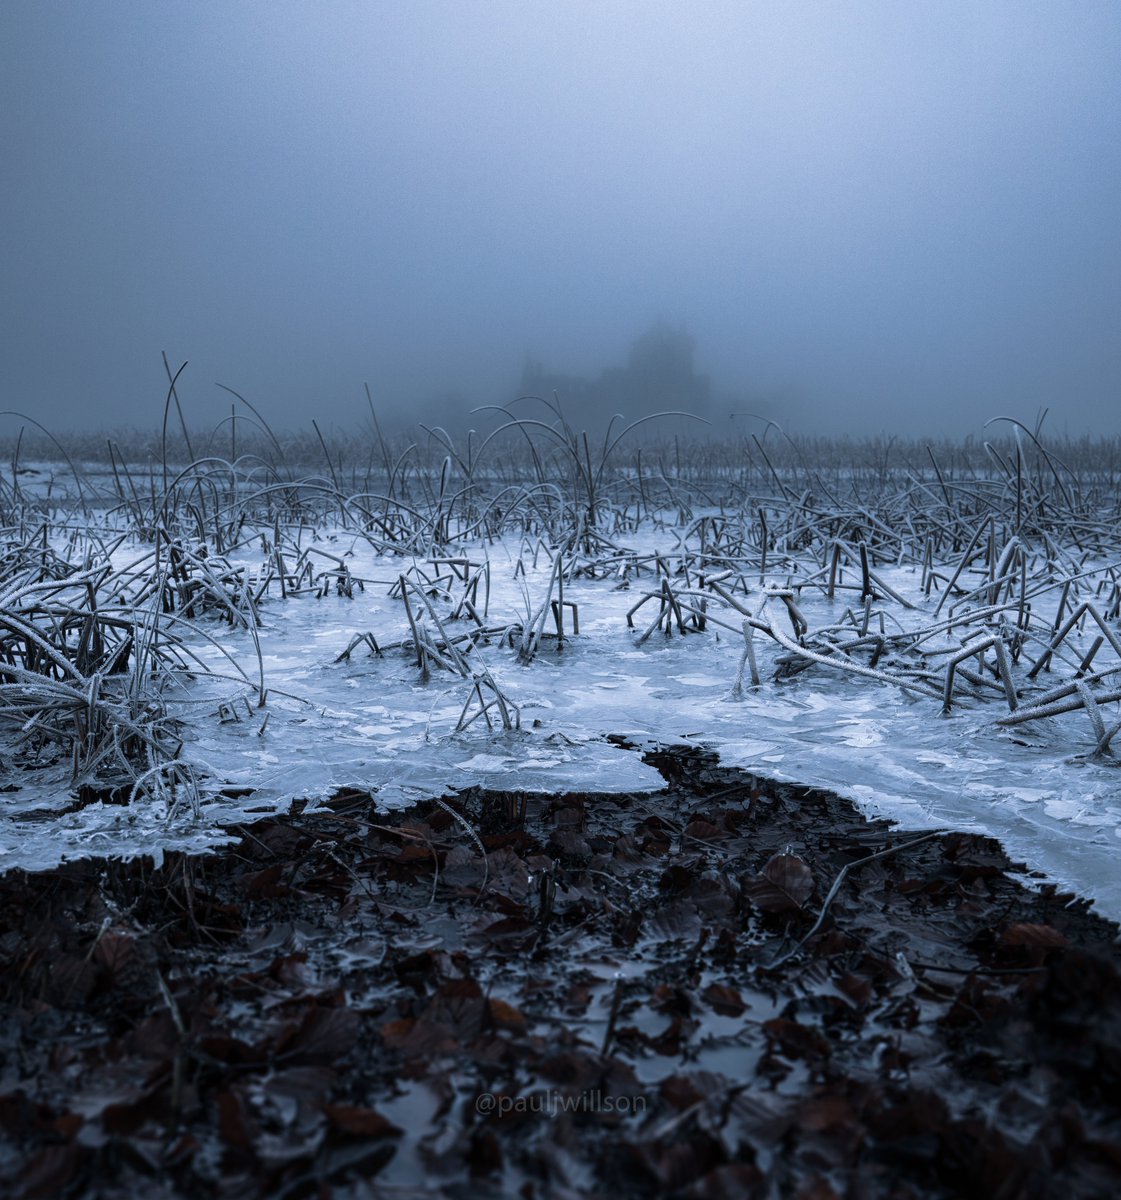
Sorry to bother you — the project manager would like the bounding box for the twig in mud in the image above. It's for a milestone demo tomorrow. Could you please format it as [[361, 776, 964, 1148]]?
[[431, 796, 490, 898], [601, 978, 625, 1056], [764, 830, 947, 968]]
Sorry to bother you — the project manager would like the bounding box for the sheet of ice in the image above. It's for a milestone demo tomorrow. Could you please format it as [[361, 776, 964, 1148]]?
[[3, 510, 1121, 924]]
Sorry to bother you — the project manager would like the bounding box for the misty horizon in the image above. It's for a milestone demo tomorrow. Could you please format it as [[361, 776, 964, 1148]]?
[[3, 2, 1119, 440]]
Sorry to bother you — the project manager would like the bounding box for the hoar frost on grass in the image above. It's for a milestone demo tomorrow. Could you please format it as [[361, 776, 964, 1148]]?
[[3, 425, 1121, 916]]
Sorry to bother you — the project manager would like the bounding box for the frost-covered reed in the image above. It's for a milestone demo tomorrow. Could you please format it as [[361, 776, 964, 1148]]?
[[4, 398, 1121, 823]]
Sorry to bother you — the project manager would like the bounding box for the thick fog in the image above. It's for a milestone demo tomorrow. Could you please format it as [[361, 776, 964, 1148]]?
[[2, 1, 1119, 438]]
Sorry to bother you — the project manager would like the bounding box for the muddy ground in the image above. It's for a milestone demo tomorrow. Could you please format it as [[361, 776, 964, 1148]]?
[[1, 743, 1120, 1199]]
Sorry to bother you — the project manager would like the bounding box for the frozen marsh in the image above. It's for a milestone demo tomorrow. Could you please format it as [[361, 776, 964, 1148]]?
[[3, 422, 1121, 917]]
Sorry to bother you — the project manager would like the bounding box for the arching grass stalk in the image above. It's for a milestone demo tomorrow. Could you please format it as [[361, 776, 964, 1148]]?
[[0, 411, 90, 515]]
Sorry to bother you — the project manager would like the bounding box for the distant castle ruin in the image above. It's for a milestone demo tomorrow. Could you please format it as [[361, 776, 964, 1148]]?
[[518, 323, 712, 427]]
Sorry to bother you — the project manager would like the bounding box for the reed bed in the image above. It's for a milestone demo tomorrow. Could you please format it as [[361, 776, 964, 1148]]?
[[3, 403, 1121, 828]]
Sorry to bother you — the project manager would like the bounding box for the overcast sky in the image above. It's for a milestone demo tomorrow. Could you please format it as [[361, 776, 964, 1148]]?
[[2, 1, 1119, 437]]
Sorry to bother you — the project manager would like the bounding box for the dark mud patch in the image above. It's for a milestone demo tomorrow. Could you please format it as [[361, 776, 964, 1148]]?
[[1, 745, 1120, 1198]]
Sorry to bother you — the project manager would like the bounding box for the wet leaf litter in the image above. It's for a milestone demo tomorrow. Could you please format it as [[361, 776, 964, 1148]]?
[[1, 744, 1119, 1198]]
